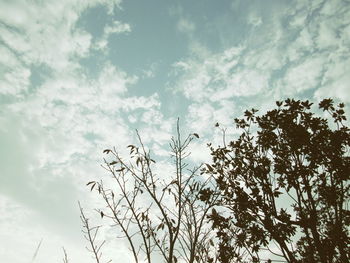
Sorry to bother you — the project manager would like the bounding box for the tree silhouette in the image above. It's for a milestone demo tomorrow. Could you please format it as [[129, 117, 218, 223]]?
[[85, 121, 219, 263], [201, 99, 349, 263]]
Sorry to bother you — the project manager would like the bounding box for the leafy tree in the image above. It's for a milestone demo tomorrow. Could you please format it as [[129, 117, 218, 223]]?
[[201, 99, 349, 263], [84, 121, 219, 263]]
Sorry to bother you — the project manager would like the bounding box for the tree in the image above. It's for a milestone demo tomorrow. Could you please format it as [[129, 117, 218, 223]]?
[[201, 99, 350, 263], [85, 121, 219, 263]]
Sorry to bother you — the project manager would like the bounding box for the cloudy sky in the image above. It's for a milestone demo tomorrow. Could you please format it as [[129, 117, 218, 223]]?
[[0, 0, 349, 262]]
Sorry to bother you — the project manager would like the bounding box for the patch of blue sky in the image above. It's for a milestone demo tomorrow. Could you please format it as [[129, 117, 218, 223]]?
[[77, 5, 112, 38], [29, 63, 53, 91]]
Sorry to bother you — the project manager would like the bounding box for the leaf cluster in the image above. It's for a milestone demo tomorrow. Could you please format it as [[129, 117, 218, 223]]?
[[201, 99, 350, 263]]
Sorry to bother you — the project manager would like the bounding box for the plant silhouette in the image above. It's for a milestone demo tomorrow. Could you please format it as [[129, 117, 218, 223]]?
[[201, 99, 349, 263], [84, 120, 219, 263], [81, 99, 349, 263]]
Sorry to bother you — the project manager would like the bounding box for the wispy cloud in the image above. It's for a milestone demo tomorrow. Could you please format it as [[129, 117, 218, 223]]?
[[1, 0, 349, 262], [170, 0, 350, 139], [0, 0, 173, 261], [94, 20, 131, 50]]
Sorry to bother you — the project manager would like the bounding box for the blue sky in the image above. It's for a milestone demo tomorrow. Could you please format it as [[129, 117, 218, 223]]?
[[0, 0, 350, 262]]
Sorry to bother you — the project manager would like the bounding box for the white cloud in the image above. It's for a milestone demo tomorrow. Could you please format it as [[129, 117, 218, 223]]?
[[320, 0, 344, 15], [0, 0, 123, 76], [0, 2, 90, 71], [105, 20, 131, 35], [286, 28, 314, 62], [121, 93, 161, 111], [187, 141, 211, 164], [185, 99, 239, 142], [0, 63, 31, 95], [0, 64, 167, 261], [316, 20, 339, 49], [186, 103, 215, 133], [165, 0, 350, 174], [172, 45, 270, 103], [97, 62, 137, 96], [138, 114, 174, 146], [172, 0, 350, 122], [276, 56, 325, 95], [95, 20, 131, 50], [315, 56, 350, 102], [316, 72, 350, 101], [0, 1, 174, 262]]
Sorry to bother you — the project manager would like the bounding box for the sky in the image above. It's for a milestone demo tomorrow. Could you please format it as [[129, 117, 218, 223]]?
[[0, 0, 350, 262]]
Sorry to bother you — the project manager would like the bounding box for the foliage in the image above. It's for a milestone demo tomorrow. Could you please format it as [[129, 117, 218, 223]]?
[[201, 99, 350, 263]]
